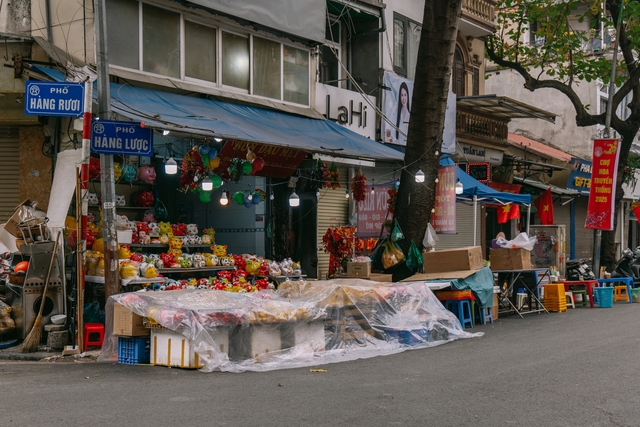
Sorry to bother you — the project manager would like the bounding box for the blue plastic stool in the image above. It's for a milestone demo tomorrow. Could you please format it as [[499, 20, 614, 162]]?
[[445, 299, 474, 329], [471, 301, 493, 325]]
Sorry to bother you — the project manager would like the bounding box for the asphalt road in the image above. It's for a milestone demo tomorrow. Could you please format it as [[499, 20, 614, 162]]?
[[2, 303, 640, 427]]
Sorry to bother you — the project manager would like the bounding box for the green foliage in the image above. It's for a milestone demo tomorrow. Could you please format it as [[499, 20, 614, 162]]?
[[491, 0, 632, 87]]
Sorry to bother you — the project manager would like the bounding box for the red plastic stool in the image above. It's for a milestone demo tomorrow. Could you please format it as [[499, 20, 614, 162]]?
[[84, 323, 105, 349]]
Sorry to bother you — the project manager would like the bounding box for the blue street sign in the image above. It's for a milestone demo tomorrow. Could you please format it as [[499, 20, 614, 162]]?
[[24, 81, 84, 117], [91, 120, 154, 157]]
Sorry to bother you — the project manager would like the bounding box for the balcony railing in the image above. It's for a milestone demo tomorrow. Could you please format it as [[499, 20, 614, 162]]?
[[461, 0, 496, 35], [456, 110, 508, 142]]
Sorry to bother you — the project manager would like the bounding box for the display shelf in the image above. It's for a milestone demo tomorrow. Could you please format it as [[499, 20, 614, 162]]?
[[156, 266, 235, 274], [86, 274, 165, 287], [90, 179, 156, 187], [127, 243, 215, 249]]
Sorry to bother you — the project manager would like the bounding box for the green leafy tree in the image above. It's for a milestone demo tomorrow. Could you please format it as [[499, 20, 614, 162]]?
[[392, 1, 462, 281], [486, 0, 640, 269]]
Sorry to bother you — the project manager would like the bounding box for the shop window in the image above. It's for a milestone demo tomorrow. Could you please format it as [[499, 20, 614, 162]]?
[[453, 46, 465, 96], [253, 37, 281, 99], [222, 31, 250, 90], [319, 16, 341, 86], [106, 0, 139, 69], [142, 4, 180, 78], [283, 46, 309, 105], [185, 21, 216, 83], [393, 14, 421, 79]]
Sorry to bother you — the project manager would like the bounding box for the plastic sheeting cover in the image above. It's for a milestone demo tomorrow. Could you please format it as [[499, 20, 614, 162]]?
[[99, 279, 482, 373]]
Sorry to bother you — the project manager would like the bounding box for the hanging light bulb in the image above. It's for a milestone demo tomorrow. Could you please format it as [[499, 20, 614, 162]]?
[[165, 157, 177, 175], [201, 176, 213, 191], [435, 177, 439, 184], [371, 186, 375, 195], [415, 167, 425, 183], [214, 137, 223, 142], [455, 178, 464, 195], [270, 192, 275, 201], [162, 129, 170, 136], [431, 208, 436, 213], [316, 189, 320, 198], [289, 191, 300, 207], [435, 150, 439, 156], [345, 190, 350, 200], [220, 190, 229, 205]]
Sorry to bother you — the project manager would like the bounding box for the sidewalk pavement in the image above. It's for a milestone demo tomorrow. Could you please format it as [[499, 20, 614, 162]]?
[[0, 343, 101, 362]]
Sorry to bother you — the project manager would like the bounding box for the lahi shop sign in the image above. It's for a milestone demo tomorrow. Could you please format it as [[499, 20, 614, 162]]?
[[431, 165, 457, 234], [585, 139, 620, 230]]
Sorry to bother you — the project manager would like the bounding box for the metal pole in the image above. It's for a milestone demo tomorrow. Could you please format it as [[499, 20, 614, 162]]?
[[94, 0, 119, 299], [594, 3, 624, 279], [473, 195, 477, 246]]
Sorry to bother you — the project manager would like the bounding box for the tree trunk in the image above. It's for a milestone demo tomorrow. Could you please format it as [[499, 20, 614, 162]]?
[[392, 1, 462, 282]]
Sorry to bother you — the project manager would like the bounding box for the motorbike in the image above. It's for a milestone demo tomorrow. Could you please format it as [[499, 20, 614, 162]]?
[[611, 247, 640, 288], [565, 258, 596, 282]]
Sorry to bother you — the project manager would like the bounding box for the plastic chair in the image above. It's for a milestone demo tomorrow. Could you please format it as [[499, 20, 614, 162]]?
[[444, 299, 473, 329], [565, 292, 575, 309], [571, 289, 588, 307], [84, 323, 105, 349], [613, 285, 630, 302]]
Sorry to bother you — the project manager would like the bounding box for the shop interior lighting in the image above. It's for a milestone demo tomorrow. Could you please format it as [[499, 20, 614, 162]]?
[[201, 176, 213, 191], [269, 192, 275, 201], [415, 167, 425, 183], [289, 191, 300, 207], [165, 157, 178, 175], [162, 130, 170, 136], [345, 190, 350, 200], [316, 189, 321, 198], [220, 190, 229, 205], [214, 137, 223, 142], [455, 178, 464, 195]]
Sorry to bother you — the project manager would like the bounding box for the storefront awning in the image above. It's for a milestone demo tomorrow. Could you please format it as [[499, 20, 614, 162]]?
[[456, 95, 557, 123], [441, 157, 532, 205], [32, 65, 404, 163], [514, 176, 581, 196]]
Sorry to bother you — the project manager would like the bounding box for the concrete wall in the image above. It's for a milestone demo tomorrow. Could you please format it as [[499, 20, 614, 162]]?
[[485, 68, 598, 160]]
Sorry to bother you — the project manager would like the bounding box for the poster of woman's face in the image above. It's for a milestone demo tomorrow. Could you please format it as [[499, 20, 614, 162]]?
[[382, 72, 414, 146]]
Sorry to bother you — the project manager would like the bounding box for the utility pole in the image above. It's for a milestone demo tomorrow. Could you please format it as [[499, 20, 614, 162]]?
[[594, 3, 624, 279], [93, 0, 119, 299]]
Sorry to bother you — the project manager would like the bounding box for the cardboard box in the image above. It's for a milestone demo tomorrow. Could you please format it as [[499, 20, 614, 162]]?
[[422, 246, 483, 274], [150, 328, 206, 368], [492, 293, 499, 320], [346, 262, 371, 278], [367, 273, 393, 282], [491, 248, 532, 270], [113, 303, 149, 337], [4, 199, 47, 239]]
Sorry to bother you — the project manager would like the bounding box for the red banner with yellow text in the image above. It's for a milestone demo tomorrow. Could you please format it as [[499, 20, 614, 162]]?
[[432, 165, 457, 234], [216, 140, 308, 178], [585, 139, 620, 230]]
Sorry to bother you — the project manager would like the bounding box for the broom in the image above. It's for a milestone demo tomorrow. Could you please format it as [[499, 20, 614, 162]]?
[[20, 231, 61, 353]]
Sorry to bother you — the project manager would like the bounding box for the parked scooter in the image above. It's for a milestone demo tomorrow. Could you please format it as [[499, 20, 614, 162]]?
[[565, 258, 596, 281], [611, 248, 640, 287]]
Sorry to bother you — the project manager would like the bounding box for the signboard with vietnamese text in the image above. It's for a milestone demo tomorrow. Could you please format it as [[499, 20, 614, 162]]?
[[586, 139, 620, 230], [24, 81, 84, 117], [566, 157, 591, 195], [357, 185, 392, 238], [91, 120, 154, 156], [216, 140, 308, 178], [431, 165, 457, 234]]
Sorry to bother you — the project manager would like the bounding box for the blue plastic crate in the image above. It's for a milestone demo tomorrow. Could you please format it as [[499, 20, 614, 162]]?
[[118, 337, 151, 365], [595, 286, 614, 308], [383, 328, 430, 345]]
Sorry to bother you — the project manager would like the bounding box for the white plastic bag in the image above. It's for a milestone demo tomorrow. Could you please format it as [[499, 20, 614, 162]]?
[[423, 223, 439, 250], [495, 232, 537, 251]]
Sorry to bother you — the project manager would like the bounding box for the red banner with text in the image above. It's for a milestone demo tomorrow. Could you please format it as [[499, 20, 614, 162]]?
[[357, 185, 392, 238], [432, 165, 457, 234], [585, 139, 620, 230]]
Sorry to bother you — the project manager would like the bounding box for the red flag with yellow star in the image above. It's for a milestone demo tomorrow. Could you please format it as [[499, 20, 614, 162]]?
[[534, 188, 554, 224], [497, 203, 520, 224]]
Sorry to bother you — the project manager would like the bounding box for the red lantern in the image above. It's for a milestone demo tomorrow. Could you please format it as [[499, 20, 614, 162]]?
[[251, 157, 265, 172]]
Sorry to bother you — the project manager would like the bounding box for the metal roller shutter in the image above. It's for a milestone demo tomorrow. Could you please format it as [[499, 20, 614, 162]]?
[[0, 127, 20, 223], [436, 203, 479, 250], [316, 173, 349, 279], [545, 197, 592, 260]]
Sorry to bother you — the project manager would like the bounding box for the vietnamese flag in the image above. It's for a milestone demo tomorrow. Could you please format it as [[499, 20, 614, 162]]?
[[534, 188, 554, 224], [497, 203, 520, 224]]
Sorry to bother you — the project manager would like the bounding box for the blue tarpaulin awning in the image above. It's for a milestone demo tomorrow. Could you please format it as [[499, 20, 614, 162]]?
[[32, 65, 404, 163]]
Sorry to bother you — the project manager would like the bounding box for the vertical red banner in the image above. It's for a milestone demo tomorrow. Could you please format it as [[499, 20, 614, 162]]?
[[357, 185, 392, 237], [432, 165, 457, 234], [585, 139, 620, 230]]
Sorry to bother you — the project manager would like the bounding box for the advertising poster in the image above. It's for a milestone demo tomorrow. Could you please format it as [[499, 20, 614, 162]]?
[[431, 165, 457, 234], [357, 185, 392, 238], [381, 72, 456, 154], [585, 139, 620, 230]]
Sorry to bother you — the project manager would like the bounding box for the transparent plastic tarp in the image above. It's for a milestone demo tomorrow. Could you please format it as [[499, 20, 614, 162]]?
[[99, 279, 482, 373]]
